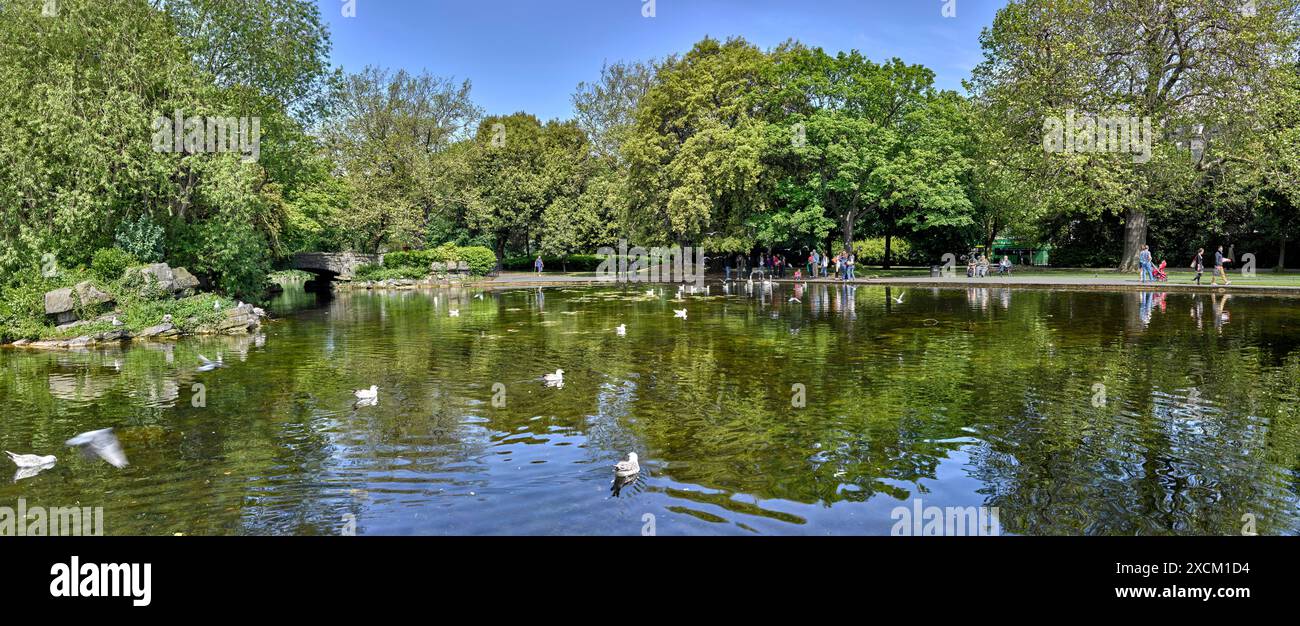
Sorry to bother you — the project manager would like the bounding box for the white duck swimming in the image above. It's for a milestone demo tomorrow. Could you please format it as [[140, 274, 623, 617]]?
[[354, 385, 379, 400], [613, 452, 640, 477]]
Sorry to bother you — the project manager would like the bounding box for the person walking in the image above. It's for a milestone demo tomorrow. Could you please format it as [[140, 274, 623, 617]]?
[[1190, 248, 1204, 285], [534, 255, 544, 274], [1210, 245, 1232, 286], [1137, 245, 1152, 283]]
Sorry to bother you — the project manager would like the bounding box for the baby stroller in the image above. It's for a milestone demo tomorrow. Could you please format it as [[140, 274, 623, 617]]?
[[1151, 260, 1168, 282]]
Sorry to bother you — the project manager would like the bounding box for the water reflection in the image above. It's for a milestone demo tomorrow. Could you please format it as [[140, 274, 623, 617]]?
[[1, 282, 1297, 535]]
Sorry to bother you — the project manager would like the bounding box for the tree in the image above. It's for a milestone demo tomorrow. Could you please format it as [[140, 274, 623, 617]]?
[[970, 0, 1300, 271], [321, 67, 482, 251]]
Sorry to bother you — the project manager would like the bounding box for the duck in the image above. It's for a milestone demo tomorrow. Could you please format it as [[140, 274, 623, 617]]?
[[613, 452, 640, 477], [354, 385, 379, 400]]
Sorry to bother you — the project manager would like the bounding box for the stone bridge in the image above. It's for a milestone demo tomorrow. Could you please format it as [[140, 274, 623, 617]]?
[[291, 252, 382, 281]]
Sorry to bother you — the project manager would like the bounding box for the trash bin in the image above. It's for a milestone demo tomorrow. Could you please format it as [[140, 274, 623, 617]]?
[[930, 265, 942, 278]]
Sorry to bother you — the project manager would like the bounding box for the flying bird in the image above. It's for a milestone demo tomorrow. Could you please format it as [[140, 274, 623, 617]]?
[[613, 452, 640, 477], [449, 309, 460, 317], [65, 428, 128, 468], [892, 293, 905, 304], [196, 354, 224, 372], [788, 296, 801, 303], [475, 293, 484, 300], [616, 324, 627, 336]]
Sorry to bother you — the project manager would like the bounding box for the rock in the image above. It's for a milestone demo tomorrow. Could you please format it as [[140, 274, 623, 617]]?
[[94, 329, 131, 342], [56, 319, 89, 332], [66, 336, 92, 347], [44, 288, 75, 315], [136, 263, 177, 291], [136, 323, 176, 338], [203, 304, 261, 335], [172, 267, 200, 293], [74, 281, 113, 307], [12, 339, 30, 347]]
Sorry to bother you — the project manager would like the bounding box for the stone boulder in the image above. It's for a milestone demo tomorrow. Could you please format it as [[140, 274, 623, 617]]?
[[44, 288, 75, 316], [122, 263, 201, 297], [74, 281, 113, 307], [136, 323, 180, 339], [204, 303, 262, 335]]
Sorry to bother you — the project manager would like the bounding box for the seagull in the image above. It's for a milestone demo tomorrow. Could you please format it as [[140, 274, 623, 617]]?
[[65, 428, 128, 468], [196, 354, 224, 372], [162, 314, 173, 324], [5, 450, 57, 468], [616, 324, 627, 336], [673, 309, 687, 319], [788, 296, 801, 303], [542, 369, 564, 383], [475, 293, 484, 300], [613, 452, 640, 477], [892, 293, 904, 304], [644, 289, 655, 297], [449, 309, 460, 317], [252, 307, 266, 317], [354, 385, 379, 400], [213, 300, 221, 311], [110, 316, 123, 327]]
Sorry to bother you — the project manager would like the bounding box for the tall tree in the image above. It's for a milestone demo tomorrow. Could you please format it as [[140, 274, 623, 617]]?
[[970, 0, 1300, 271]]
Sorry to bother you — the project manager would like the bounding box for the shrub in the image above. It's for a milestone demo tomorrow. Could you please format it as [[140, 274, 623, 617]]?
[[91, 248, 139, 282], [114, 214, 165, 262], [458, 246, 496, 276], [354, 263, 427, 281]]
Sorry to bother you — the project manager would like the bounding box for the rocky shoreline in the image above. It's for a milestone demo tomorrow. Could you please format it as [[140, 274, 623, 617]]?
[[4, 303, 265, 350]]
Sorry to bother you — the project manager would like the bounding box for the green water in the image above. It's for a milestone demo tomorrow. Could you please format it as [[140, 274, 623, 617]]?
[[1, 281, 1297, 535]]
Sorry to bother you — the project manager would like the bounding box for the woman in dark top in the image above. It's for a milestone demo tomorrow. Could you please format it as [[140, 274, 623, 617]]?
[[1190, 248, 1204, 285]]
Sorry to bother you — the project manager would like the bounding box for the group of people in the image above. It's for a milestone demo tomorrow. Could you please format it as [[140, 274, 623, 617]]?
[[724, 250, 858, 281], [1138, 245, 1233, 286], [966, 254, 1013, 278]]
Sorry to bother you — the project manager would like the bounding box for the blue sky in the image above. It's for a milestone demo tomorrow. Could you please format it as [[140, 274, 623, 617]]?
[[321, 0, 1008, 121]]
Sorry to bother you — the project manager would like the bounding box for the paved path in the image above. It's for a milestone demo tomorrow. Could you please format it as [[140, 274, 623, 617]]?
[[490, 271, 1300, 296]]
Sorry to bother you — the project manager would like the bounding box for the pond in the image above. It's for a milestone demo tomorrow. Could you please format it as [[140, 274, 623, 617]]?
[[1, 281, 1298, 535]]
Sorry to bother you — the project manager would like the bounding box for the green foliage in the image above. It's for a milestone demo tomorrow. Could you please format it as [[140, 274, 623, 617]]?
[[114, 215, 166, 263], [91, 248, 140, 283], [379, 244, 495, 276], [458, 246, 497, 276], [354, 263, 427, 281]]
